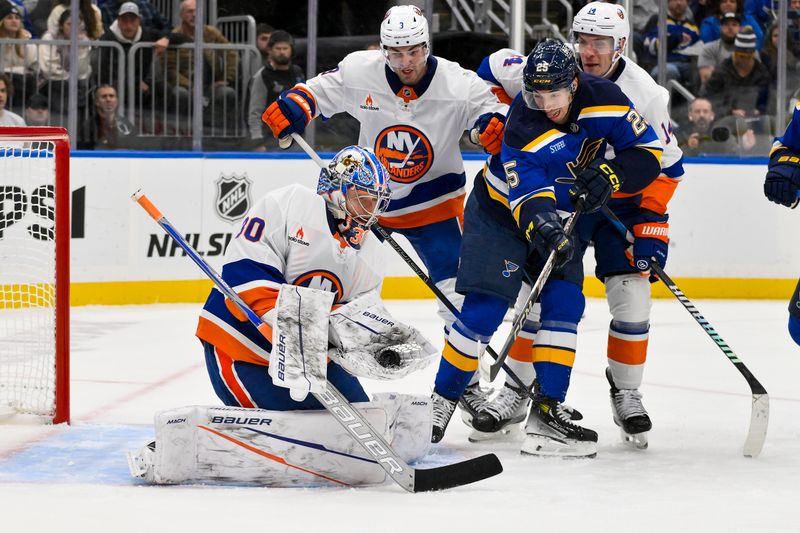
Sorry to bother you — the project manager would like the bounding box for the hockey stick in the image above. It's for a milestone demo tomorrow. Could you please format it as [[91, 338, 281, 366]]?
[[484, 202, 584, 381], [285, 132, 540, 396], [132, 190, 503, 491], [600, 205, 769, 458]]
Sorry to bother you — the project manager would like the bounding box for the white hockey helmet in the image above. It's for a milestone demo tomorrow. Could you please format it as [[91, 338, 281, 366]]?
[[571, 2, 630, 73], [380, 5, 430, 56]]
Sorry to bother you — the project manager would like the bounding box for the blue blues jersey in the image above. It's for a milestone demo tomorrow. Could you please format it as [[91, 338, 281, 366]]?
[[772, 102, 800, 156], [489, 73, 663, 228]]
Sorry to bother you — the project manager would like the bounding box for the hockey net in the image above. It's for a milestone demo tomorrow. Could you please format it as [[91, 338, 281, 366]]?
[[0, 127, 69, 424]]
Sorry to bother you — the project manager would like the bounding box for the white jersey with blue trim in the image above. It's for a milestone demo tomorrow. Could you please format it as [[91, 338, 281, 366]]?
[[478, 50, 684, 179], [300, 50, 507, 229], [196, 184, 385, 365]]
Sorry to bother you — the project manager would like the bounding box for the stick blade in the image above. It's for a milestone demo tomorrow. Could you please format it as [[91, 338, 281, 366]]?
[[412, 453, 502, 492], [743, 393, 769, 458]]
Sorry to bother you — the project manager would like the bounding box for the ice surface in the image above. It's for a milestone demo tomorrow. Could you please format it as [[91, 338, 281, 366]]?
[[0, 298, 798, 532]]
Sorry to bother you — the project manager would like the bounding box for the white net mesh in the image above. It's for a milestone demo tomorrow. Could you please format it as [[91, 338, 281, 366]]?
[[0, 141, 58, 417]]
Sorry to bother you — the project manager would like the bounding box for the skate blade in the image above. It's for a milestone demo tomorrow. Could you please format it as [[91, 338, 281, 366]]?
[[620, 429, 649, 450], [468, 424, 521, 443], [520, 434, 597, 458]]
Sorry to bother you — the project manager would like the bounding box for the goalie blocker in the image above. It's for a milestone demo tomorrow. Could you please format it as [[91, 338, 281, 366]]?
[[128, 393, 432, 486]]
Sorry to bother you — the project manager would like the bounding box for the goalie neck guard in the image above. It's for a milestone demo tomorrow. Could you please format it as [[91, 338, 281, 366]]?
[[317, 146, 392, 246]]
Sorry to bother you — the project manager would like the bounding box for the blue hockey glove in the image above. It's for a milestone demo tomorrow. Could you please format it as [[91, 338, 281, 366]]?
[[631, 212, 669, 273], [764, 151, 800, 208], [524, 209, 574, 270], [569, 157, 625, 214]]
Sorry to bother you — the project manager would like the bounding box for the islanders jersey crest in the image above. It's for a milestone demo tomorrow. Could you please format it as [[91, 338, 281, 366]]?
[[293, 269, 344, 303], [374, 125, 434, 183]]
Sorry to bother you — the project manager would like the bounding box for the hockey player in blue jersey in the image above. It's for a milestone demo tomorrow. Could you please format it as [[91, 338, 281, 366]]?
[[764, 102, 800, 346], [429, 39, 663, 457]]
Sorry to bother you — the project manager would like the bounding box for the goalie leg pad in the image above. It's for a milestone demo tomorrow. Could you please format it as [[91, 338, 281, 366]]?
[[143, 402, 424, 487], [605, 273, 651, 390]]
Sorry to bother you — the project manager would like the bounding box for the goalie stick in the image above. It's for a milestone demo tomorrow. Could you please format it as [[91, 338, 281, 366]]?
[[284, 132, 552, 398], [600, 205, 769, 458], [132, 190, 503, 492]]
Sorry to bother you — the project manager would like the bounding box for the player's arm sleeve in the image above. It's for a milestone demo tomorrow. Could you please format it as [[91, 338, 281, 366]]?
[[771, 104, 800, 156], [221, 195, 289, 326], [303, 57, 349, 119], [465, 68, 509, 127], [500, 133, 556, 231]]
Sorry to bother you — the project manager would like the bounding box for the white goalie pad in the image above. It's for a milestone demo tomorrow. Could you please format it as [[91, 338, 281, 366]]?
[[269, 284, 334, 401], [136, 394, 432, 487], [328, 291, 437, 380]]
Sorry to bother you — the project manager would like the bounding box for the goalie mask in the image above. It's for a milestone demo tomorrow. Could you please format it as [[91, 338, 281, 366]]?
[[317, 146, 391, 246]]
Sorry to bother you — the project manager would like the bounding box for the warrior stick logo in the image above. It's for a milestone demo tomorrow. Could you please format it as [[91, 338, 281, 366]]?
[[215, 173, 252, 222], [375, 125, 434, 183]]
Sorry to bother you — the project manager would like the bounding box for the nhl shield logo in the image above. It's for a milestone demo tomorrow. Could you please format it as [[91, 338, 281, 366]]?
[[215, 173, 252, 222]]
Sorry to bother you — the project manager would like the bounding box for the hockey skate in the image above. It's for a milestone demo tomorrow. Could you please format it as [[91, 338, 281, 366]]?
[[468, 382, 530, 442], [521, 397, 598, 458], [606, 368, 651, 450], [458, 382, 488, 429], [127, 441, 156, 482], [431, 391, 457, 443]]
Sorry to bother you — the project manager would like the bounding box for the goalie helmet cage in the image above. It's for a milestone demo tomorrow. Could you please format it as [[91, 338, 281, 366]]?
[[0, 127, 69, 424]]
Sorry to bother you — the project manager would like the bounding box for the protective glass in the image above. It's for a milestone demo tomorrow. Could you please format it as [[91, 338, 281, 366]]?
[[522, 86, 573, 111], [383, 44, 427, 69], [573, 35, 615, 55]]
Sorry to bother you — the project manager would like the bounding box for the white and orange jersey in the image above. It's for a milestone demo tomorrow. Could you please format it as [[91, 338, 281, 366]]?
[[299, 50, 507, 229], [478, 50, 684, 214], [196, 184, 385, 365]]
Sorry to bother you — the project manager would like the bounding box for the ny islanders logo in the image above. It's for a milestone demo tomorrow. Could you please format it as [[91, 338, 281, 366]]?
[[293, 270, 344, 303], [374, 125, 434, 183]]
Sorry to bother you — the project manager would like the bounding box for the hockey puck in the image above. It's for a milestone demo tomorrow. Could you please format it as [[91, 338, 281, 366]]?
[[377, 348, 401, 368]]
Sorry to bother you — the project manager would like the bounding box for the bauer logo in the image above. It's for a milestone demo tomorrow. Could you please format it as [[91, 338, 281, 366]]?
[[210, 416, 273, 425], [374, 125, 434, 183], [215, 173, 252, 222]]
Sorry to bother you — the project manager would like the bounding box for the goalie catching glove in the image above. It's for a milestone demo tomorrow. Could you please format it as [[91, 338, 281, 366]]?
[[329, 291, 437, 380]]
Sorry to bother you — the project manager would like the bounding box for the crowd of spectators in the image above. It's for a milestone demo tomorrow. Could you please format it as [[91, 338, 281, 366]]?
[[0, 0, 797, 155]]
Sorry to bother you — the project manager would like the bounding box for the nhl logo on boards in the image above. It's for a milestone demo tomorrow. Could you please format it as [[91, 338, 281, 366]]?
[[215, 173, 252, 222]]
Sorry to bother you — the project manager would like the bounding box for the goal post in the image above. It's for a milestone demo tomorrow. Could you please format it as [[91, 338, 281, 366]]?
[[0, 127, 70, 424]]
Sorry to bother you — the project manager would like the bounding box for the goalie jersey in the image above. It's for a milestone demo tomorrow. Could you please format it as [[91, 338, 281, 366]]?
[[478, 49, 682, 214], [196, 185, 385, 365], [300, 50, 507, 228]]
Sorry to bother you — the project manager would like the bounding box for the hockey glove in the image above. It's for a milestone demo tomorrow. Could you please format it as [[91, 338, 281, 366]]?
[[764, 151, 800, 208], [569, 157, 625, 214], [262, 86, 316, 140], [469, 112, 506, 155], [630, 211, 669, 273], [525, 209, 574, 270]]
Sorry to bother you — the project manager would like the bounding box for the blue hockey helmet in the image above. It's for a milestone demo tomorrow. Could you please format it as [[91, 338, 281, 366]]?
[[318, 146, 392, 229], [522, 39, 579, 111]]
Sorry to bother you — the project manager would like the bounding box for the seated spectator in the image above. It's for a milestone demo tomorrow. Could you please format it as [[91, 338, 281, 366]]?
[[703, 27, 769, 117], [98, 0, 169, 35], [36, 9, 93, 113], [47, 0, 103, 40], [697, 12, 742, 90], [165, 0, 238, 130], [676, 96, 738, 155], [5, 0, 35, 37], [247, 30, 304, 149], [24, 92, 50, 126], [0, 73, 25, 125], [761, 21, 800, 113], [744, 0, 776, 32], [643, 0, 700, 86], [78, 84, 135, 149], [701, 0, 763, 48], [97, 2, 170, 108], [0, 1, 37, 111], [255, 23, 273, 65]]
